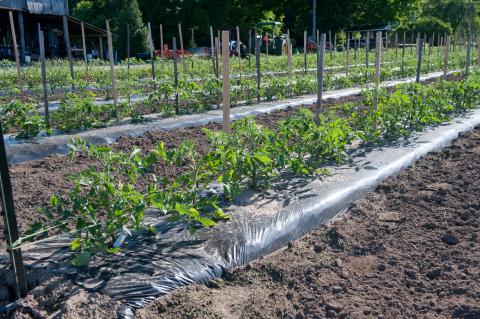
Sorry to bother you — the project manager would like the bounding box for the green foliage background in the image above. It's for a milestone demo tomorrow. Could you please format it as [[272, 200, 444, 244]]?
[[68, 0, 479, 57]]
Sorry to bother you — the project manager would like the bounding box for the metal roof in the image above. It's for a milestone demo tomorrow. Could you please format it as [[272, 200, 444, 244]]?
[[0, 0, 68, 15]]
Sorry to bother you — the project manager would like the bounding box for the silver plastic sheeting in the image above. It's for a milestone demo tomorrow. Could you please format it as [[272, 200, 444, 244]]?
[[1, 107, 479, 318], [5, 71, 449, 164]]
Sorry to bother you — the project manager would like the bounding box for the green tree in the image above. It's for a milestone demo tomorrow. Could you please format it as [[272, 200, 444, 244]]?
[[73, 0, 148, 58]]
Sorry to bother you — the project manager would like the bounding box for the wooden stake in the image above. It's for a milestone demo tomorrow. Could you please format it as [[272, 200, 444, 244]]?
[[8, 11, 22, 93], [466, 33, 472, 76], [427, 38, 433, 73], [81, 22, 88, 71], [147, 22, 156, 85], [410, 32, 414, 55], [62, 16, 74, 81], [329, 30, 332, 60], [477, 35, 480, 67], [395, 32, 399, 58], [265, 32, 269, 69], [99, 36, 103, 59], [375, 31, 382, 87], [255, 31, 261, 102], [221, 30, 231, 132], [210, 26, 216, 76], [173, 37, 179, 114], [304, 30, 308, 74], [106, 20, 119, 124], [0, 122, 28, 300], [316, 31, 326, 121], [236, 26, 242, 79], [365, 31, 370, 80], [345, 33, 350, 77], [38, 24, 49, 129], [126, 24, 130, 71], [287, 30, 292, 83], [416, 38, 424, 83], [18, 11, 25, 63], [178, 23, 187, 76], [248, 29, 252, 68], [365, 31, 370, 66], [401, 31, 406, 77], [160, 24, 164, 58], [444, 36, 450, 77], [215, 36, 220, 79]]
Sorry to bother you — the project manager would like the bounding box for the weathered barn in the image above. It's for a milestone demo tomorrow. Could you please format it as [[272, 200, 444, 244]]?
[[0, 0, 108, 62]]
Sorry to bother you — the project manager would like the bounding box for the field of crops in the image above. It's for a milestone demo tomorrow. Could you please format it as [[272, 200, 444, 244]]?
[[1, 31, 480, 319], [0, 43, 472, 138]]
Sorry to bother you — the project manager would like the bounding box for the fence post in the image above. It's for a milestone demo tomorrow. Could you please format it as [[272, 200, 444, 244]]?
[[106, 20, 119, 124], [38, 24, 49, 129], [221, 31, 231, 132], [416, 38, 424, 83], [173, 37, 179, 114], [0, 121, 28, 299], [8, 11, 22, 93], [316, 31, 326, 121], [375, 31, 382, 87], [444, 36, 450, 77]]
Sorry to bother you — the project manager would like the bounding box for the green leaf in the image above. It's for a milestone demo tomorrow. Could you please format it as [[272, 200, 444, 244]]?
[[72, 251, 92, 267], [254, 152, 273, 165], [70, 238, 83, 251], [50, 195, 58, 206]]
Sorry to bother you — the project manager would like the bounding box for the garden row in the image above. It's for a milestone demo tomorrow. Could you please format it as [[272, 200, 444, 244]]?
[[0, 57, 465, 139], [17, 72, 480, 266], [1, 45, 462, 94]]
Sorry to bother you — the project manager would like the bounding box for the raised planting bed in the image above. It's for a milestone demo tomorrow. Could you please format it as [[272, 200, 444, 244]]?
[[0, 73, 479, 317], [4, 71, 458, 164], [134, 127, 480, 319]]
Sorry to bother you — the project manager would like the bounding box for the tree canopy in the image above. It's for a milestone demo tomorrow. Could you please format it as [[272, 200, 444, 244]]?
[[68, 0, 478, 57]]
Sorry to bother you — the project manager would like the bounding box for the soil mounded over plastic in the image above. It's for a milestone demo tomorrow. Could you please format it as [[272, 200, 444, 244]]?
[[135, 128, 480, 319]]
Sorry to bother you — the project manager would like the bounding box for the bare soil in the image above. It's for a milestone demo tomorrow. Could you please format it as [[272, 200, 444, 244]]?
[[134, 128, 480, 319], [7, 124, 479, 319], [0, 114, 477, 318]]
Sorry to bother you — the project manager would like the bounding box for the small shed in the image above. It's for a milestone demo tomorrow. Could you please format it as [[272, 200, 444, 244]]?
[[0, 0, 108, 61]]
